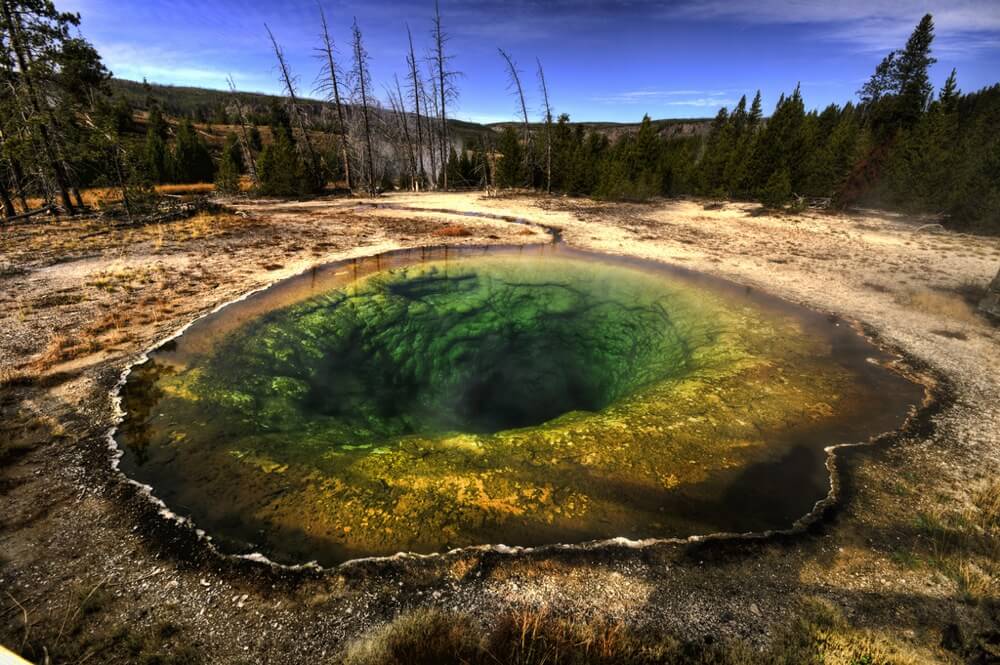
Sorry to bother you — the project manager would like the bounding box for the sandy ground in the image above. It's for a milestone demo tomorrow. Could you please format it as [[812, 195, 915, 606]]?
[[1, 192, 998, 663]]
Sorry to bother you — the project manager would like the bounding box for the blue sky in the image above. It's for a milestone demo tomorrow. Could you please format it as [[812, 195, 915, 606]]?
[[61, 0, 1000, 123]]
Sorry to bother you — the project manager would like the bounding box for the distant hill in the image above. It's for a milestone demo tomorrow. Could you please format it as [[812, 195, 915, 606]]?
[[109, 79, 712, 144], [487, 118, 713, 141]]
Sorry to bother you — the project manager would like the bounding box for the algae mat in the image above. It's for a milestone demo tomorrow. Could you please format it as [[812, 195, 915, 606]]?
[[116, 245, 923, 565]]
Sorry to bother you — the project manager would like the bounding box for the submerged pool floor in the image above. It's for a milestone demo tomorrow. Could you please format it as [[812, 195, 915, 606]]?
[[116, 244, 924, 565]]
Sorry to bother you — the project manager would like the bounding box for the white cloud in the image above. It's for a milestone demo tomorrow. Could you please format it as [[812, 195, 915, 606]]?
[[96, 42, 275, 92], [457, 111, 511, 124], [592, 89, 731, 104], [665, 97, 739, 107], [669, 0, 1000, 54]]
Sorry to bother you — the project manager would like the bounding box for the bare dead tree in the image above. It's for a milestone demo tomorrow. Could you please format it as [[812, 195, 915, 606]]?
[[421, 69, 439, 188], [405, 24, 425, 189], [385, 75, 416, 189], [350, 18, 377, 196], [499, 48, 532, 186], [1, 0, 74, 213], [536, 58, 553, 195], [315, 4, 352, 191], [226, 76, 259, 187], [485, 135, 498, 196], [266, 23, 322, 190], [395, 75, 418, 188], [430, 0, 459, 190]]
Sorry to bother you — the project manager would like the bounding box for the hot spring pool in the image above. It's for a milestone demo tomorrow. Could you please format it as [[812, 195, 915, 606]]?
[[115, 244, 923, 566]]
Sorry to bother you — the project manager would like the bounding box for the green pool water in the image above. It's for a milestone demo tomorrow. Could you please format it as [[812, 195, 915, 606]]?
[[116, 244, 923, 565]]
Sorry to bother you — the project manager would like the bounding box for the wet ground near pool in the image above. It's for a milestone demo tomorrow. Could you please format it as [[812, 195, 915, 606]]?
[[114, 243, 926, 566]]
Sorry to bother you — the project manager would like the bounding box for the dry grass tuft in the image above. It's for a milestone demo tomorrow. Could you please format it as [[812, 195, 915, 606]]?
[[0, 365, 36, 388], [338, 600, 943, 665], [432, 224, 474, 237], [895, 289, 981, 325], [911, 480, 1000, 604], [156, 183, 216, 196]]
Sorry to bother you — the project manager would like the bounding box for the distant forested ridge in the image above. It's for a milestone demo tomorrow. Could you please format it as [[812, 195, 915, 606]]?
[[0, 4, 997, 232]]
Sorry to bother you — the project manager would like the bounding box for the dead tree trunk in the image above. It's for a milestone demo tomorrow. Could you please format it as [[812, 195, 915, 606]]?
[[390, 75, 417, 189], [432, 0, 450, 190], [351, 19, 376, 197], [316, 6, 352, 191], [499, 48, 532, 187], [406, 25, 425, 190], [421, 73, 439, 187], [537, 58, 553, 195], [1, 0, 74, 213], [227, 76, 259, 187], [266, 24, 322, 191]]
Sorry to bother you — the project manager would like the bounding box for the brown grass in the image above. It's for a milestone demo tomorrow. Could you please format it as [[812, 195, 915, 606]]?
[[912, 480, 1000, 604], [338, 600, 944, 665], [432, 224, 474, 237], [0, 365, 35, 388], [895, 289, 981, 325], [155, 183, 216, 196]]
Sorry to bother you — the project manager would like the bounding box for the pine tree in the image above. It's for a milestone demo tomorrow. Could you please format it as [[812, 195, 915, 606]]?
[[257, 126, 308, 197], [249, 126, 263, 152], [496, 126, 523, 189], [760, 167, 792, 208], [215, 133, 242, 194], [859, 52, 898, 106], [144, 129, 168, 183], [749, 85, 807, 197], [748, 90, 763, 127], [169, 118, 214, 183], [938, 68, 960, 113], [894, 14, 936, 126]]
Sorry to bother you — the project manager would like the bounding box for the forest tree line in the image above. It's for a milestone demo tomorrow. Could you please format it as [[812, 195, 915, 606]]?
[[492, 14, 999, 231], [1, 3, 998, 232]]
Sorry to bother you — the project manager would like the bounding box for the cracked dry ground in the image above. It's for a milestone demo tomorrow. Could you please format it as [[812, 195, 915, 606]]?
[[1, 192, 998, 664]]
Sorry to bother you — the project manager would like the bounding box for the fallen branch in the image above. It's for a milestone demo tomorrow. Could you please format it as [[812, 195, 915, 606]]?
[[2, 205, 55, 224], [4, 590, 30, 652]]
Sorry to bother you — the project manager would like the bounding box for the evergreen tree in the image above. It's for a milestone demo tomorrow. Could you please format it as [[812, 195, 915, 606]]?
[[748, 85, 807, 197], [748, 90, 763, 127], [144, 129, 169, 183], [445, 146, 462, 187], [169, 119, 214, 183], [257, 126, 308, 197], [496, 126, 524, 189], [215, 133, 242, 194], [249, 125, 263, 152], [938, 69, 960, 113], [893, 14, 936, 126], [759, 167, 792, 208], [696, 107, 734, 196], [147, 105, 168, 140], [222, 132, 244, 173], [0, 0, 111, 213], [859, 52, 898, 107]]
